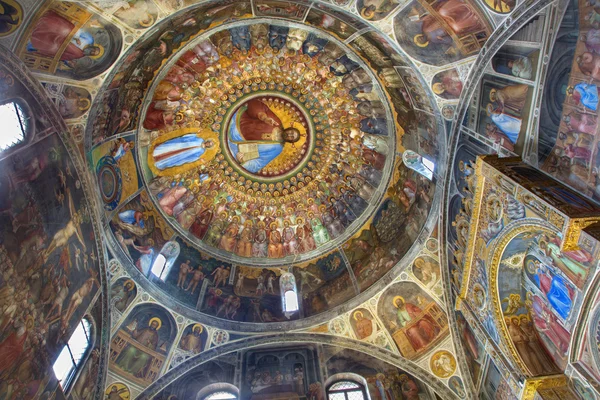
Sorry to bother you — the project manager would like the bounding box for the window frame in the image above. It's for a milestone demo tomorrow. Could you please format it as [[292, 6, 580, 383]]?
[[196, 383, 240, 400], [203, 391, 238, 400], [52, 317, 94, 392], [0, 98, 32, 155], [326, 379, 369, 400]]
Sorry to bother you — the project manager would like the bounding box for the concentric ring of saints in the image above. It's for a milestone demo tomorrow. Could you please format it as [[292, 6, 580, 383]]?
[[140, 22, 394, 264]]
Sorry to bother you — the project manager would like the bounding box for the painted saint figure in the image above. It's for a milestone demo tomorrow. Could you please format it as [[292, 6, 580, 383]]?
[[152, 133, 215, 170], [116, 317, 161, 377], [539, 235, 589, 287], [489, 84, 529, 115], [534, 265, 572, 320], [393, 296, 439, 351], [568, 83, 599, 111], [495, 56, 533, 79], [28, 11, 101, 65], [414, 0, 486, 47], [180, 324, 203, 354], [487, 103, 521, 143], [228, 98, 301, 173]]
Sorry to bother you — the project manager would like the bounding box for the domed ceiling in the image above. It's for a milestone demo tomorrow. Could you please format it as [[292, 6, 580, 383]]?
[[86, 0, 443, 330]]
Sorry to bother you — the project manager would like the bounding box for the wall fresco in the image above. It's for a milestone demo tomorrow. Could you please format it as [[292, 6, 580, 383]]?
[[17, 2, 122, 80]]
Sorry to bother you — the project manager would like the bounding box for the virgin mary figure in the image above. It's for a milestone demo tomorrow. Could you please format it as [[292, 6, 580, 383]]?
[[152, 133, 215, 171], [487, 103, 521, 143], [228, 98, 301, 173]]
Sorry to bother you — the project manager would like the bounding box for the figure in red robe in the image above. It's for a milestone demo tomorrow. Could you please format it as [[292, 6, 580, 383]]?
[[29, 11, 101, 62], [415, 0, 486, 47], [229, 99, 302, 173], [0, 319, 31, 376]]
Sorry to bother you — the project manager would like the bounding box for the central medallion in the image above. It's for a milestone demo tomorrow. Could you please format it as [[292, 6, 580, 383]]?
[[138, 22, 395, 265], [223, 94, 312, 181]]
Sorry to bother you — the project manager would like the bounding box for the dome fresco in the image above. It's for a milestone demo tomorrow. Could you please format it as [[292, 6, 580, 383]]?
[[86, 0, 442, 328], [138, 22, 395, 264], [9, 0, 600, 399]]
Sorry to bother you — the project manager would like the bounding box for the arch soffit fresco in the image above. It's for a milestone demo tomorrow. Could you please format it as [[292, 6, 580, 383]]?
[[485, 219, 558, 377], [0, 43, 111, 395], [136, 333, 459, 400], [438, 0, 569, 393]]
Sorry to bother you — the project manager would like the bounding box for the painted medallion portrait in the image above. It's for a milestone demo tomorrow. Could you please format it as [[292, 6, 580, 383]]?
[[0, 0, 23, 37], [430, 350, 457, 378], [224, 95, 310, 178]]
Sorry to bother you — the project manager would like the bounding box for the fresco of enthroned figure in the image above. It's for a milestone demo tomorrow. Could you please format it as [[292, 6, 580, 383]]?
[[109, 304, 177, 386], [17, 2, 122, 80], [378, 281, 448, 359], [227, 97, 304, 174], [393, 0, 491, 65]]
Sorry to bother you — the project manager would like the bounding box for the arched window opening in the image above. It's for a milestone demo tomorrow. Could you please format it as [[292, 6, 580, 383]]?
[[52, 318, 93, 390], [197, 383, 240, 400], [0, 100, 29, 152], [284, 290, 299, 312], [204, 392, 237, 400], [150, 254, 167, 278], [327, 380, 367, 400], [280, 272, 299, 315], [150, 241, 180, 281], [402, 150, 434, 180]]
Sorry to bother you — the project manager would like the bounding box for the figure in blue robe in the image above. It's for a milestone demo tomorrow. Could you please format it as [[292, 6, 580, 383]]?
[[490, 111, 521, 143], [360, 118, 387, 135], [152, 134, 215, 170], [269, 26, 288, 51], [535, 268, 572, 319], [118, 210, 145, 229], [572, 83, 599, 111], [228, 110, 285, 173], [230, 26, 251, 52], [302, 34, 328, 57]]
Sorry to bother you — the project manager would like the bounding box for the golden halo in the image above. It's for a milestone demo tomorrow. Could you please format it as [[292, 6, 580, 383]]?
[[519, 315, 529, 322], [124, 279, 135, 291], [353, 310, 364, 321], [192, 323, 203, 333], [489, 89, 497, 101], [414, 34, 429, 47], [139, 13, 155, 28], [78, 98, 91, 111], [360, 7, 375, 19], [393, 296, 405, 308], [432, 82, 445, 95], [149, 317, 162, 330], [89, 44, 105, 60]]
